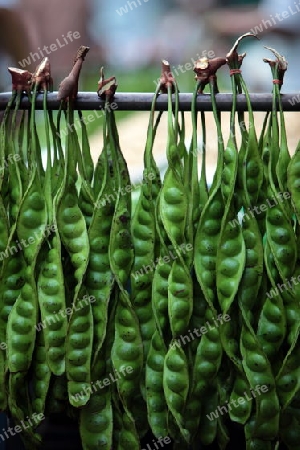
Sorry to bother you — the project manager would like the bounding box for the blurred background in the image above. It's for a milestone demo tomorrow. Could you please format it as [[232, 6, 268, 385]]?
[[1, 0, 300, 90], [0, 0, 300, 181]]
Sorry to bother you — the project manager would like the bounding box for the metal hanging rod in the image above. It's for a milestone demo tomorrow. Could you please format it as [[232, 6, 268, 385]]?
[[0, 92, 299, 111]]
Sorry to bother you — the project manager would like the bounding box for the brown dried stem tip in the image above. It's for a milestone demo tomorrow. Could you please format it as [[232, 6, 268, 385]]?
[[97, 67, 117, 101], [193, 57, 226, 93], [159, 60, 176, 94], [226, 32, 258, 69], [73, 45, 90, 65], [31, 57, 53, 92], [8, 67, 32, 94], [263, 46, 287, 86], [57, 45, 90, 101]]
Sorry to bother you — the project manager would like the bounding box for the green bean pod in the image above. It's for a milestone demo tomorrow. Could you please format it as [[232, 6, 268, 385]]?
[[194, 186, 225, 311], [117, 409, 140, 450], [159, 89, 192, 346], [106, 105, 144, 417], [79, 353, 112, 449], [152, 262, 172, 343], [151, 196, 172, 342], [159, 167, 187, 249], [237, 214, 263, 328], [145, 329, 168, 438], [221, 136, 238, 203], [256, 294, 286, 362], [104, 288, 118, 376], [219, 306, 242, 369], [16, 171, 47, 264], [240, 324, 279, 440], [79, 386, 113, 450], [37, 233, 67, 376], [107, 105, 133, 288], [228, 373, 252, 424], [0, 230, 26, 408], [66, 290, 93, 407], [56, 184, 90, 306], [168, 258, 193, 337], [217, 113, 246, 313], [245, 415, 273, 450], [14, 155, 47, 391], [7, 265, 38, 372], [108, 186, 133, 288], [216, 203, 246, 314], [242, 124, 263, 207], [131, 172, 156, 381], [256, 241, 286, 360], [163, 343, 190, 442], [198, 382, 218, 446], [55, 103, 89, 311], [86, 150, 116, 367], [186, 277, 207, 357], [42, 101, 67, 382], [8, 371, 42, 448], [185, 306, 222, 438], [111, 289, 143, 416], [79, 183, 94, 229], [193, 308, 223, 391], [31, 328, 51, 425], [266, 200, 296, 281]]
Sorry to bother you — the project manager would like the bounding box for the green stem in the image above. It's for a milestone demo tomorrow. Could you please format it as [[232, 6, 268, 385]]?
[[29, 84, 38, 175], [239, 77, 255, 135], [10, 91, 21, 155], [43, 89, 53, 223], [230, 74, 237, 140], [144, 81, 163, 169], [209, 78, 224, 189]]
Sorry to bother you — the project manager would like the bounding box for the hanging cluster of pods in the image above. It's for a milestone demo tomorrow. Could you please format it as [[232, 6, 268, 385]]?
[[0, 33, 299, 450]]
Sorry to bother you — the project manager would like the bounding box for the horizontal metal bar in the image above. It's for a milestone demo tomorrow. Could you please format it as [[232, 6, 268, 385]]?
[[0, 92, 299, 111]]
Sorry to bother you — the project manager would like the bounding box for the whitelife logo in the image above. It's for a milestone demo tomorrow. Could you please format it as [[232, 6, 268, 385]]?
[[250, 1, 300, 35], [116, 0, 150, 16], [71, 366, 134, 403], [206, 385, 269, 421], [229, 192, 291, 228], [18, 31, 81, 68]]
